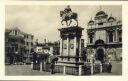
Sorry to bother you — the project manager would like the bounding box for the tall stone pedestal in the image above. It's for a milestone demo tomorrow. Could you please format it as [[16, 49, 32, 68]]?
[[56, 26, 84, 75]]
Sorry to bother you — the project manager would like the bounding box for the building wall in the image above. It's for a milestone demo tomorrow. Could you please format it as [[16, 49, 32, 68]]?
[[95, 30, 106, 43]]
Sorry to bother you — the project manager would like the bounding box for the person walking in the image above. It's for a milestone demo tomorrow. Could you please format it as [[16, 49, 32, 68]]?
[[107, 62, 112, 73], [50, 62, 55, 74], [84, 64, 88, 75]]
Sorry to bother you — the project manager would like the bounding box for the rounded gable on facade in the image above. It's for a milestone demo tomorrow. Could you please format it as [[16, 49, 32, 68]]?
[[88, 20, 94, 25], [95, 11, 108, 20], [96, 11, 106, 16], [108, 16, 116, 22]]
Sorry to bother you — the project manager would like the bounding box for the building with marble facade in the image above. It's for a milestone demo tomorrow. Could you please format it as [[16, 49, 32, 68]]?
[[86, 10, 122, 62]]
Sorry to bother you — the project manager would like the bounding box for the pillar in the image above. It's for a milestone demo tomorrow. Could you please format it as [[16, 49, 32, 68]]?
[[74, 36, 77, 56], [67, 37, 69, 56], [31, 62, 33, 69], [40, 61, 42, 72], [88, 35, 90, 44], [60, 38, 62, 56], [100, 63, 102, 73], [63, 66, 66, 75], [79, 65, 82, 75], [106, 32, 108, 43], [116, 29, 118, 42], [44, 61, 46, 71], [79, 38, 81, 62], [91, 63, 93, 74]]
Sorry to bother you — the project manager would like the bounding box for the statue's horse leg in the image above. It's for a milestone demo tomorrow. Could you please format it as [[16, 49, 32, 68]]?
[[66, 20, 68, 26], [69, 19, 72, 26], [61, 20, 64, 25], [76, 19, 78, 26]]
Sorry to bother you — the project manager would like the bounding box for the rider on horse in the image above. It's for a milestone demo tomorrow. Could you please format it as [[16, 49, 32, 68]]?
[[60, 5, 78, 26], [64, 5, 72, 15]]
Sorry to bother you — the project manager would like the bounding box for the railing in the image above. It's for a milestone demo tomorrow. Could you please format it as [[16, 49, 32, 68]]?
[[33, 63, 40, 70], [54, 65, 63, 73], [65, 66, 78, 75], [32, 62, 109, 75]]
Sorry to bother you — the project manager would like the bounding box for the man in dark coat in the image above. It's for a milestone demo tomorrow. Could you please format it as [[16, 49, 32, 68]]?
[[107, 62, 112, 73], [50, 62, 55, 74], [84, 64, 88, 75], [64, 5, 72, 14]]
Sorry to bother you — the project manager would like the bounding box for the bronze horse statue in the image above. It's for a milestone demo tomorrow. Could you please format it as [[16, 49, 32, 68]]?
[[60, 11, 78, 26]]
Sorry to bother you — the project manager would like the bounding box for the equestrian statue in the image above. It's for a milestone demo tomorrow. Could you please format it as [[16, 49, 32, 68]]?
[[60, 5, 78, 27]]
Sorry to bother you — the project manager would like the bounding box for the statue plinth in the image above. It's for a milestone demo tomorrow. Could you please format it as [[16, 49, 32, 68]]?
[[55, 26, 84, 75]]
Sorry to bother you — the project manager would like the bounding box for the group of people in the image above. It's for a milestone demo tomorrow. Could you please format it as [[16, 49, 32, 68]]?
[[83, 61, 112, 75]]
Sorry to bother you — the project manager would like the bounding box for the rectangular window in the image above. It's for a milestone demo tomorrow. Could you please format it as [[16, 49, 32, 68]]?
[[31, 36, 33, 40], [90, 37, 93, 43], [118, 30, 122, 42], [89, 35, 93, 43], [27, 42, 29, 46], [31, 43, 33, 46]]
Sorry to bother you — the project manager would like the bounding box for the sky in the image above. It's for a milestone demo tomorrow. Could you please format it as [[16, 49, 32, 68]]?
[[6, 5, 122, 44]]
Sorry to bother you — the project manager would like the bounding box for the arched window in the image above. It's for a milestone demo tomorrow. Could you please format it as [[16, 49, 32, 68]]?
[[109, 32, 113, 43], [88, 31, 94, 44], [90, 35, 93, 43]]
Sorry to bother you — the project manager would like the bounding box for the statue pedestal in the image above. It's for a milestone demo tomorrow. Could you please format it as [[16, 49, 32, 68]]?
[[56, 26, 84, 75]]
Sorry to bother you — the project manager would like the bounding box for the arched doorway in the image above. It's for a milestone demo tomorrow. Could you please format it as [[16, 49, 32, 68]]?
[[96, 48, 104, 62]]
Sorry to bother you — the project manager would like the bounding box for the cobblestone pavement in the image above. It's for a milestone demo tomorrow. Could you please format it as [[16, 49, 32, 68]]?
[[5, 61, 122, 76], [5, 65, 62, 76]]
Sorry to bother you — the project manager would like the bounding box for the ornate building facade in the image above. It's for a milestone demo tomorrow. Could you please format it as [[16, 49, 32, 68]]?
[[86, 11, 122, 62]]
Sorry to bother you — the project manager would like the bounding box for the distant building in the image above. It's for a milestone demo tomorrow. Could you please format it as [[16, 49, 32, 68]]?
[[33, 41, 60, 57], [5, 27, 34, 64], [34, 43, 53, 55], [32, 41, 59, 71], [24, 33, 34, 63], [86, 10, 122, 62]]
